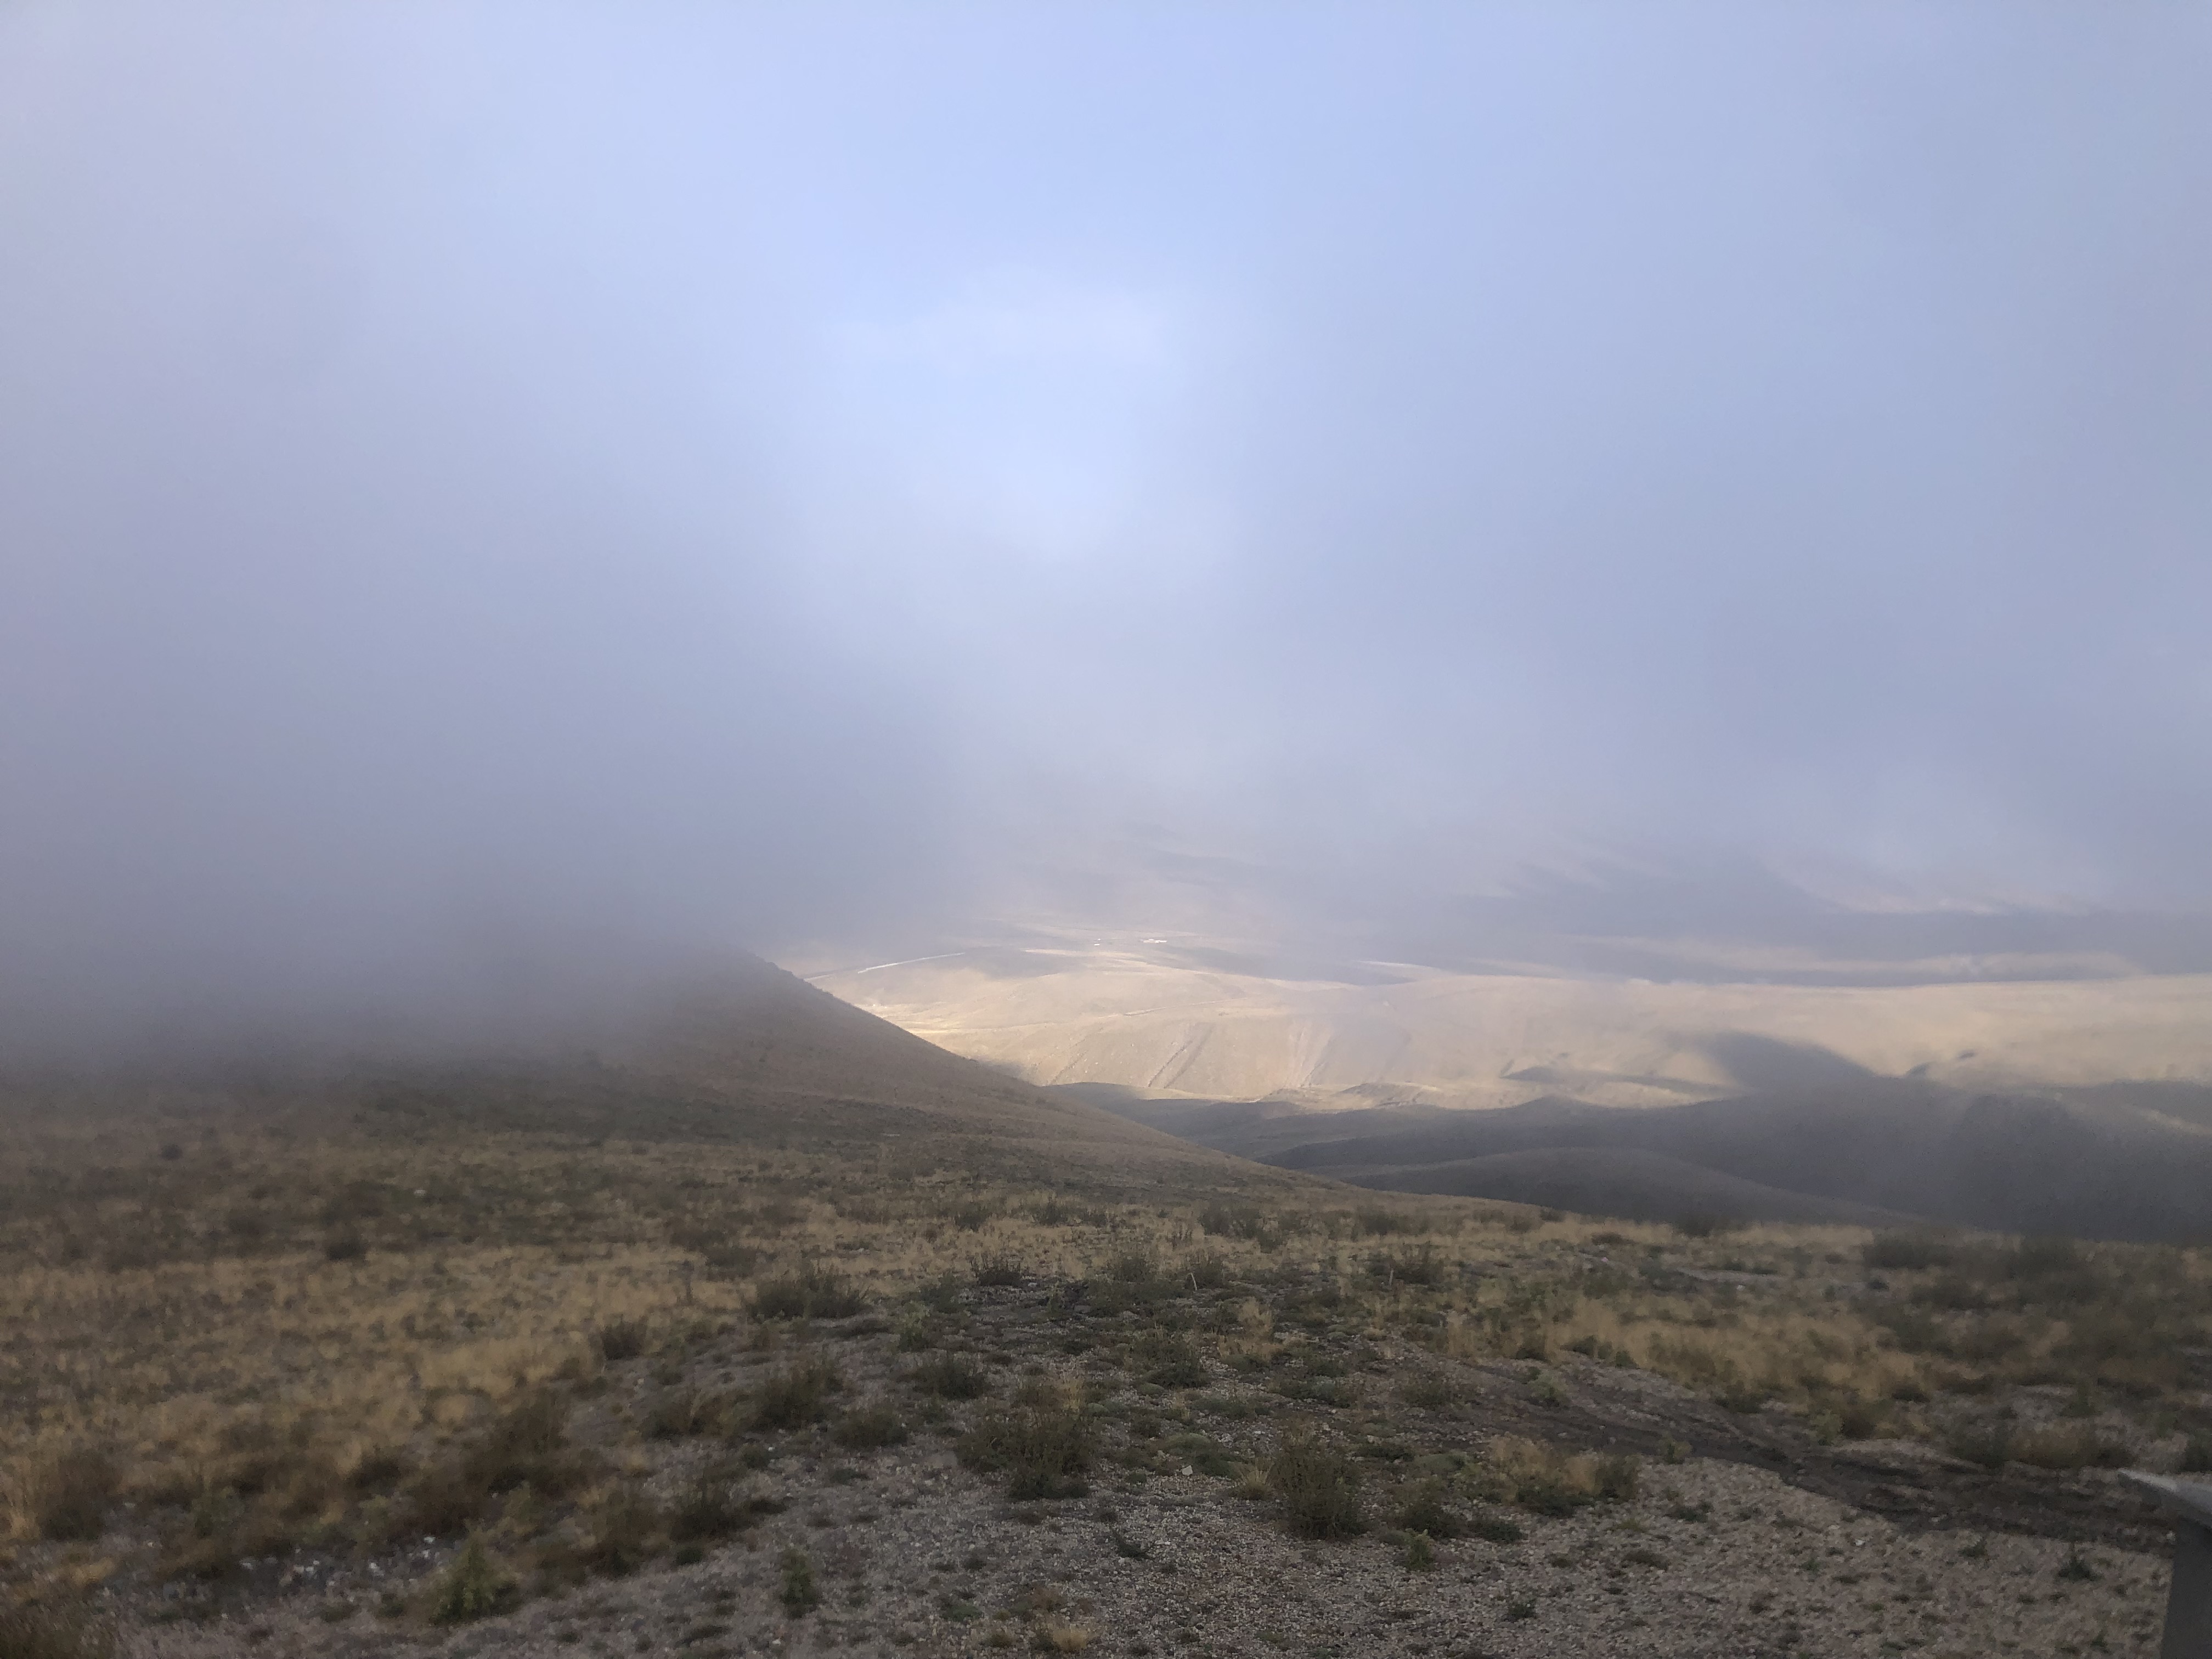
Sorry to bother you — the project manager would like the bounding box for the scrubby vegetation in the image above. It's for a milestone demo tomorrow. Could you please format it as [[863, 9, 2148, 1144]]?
[[957, 1388, 1096, 1500], [0, 1080, 2204, 1647], [1266, 1434, 1365, 1537]]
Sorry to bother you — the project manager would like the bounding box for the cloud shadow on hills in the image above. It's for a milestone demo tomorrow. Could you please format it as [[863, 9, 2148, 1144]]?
[[1694, 1032, 1881, 1093]]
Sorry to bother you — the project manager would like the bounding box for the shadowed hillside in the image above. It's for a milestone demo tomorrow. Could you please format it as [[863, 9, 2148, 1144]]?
[[1091, 1076, 2212, 1240]]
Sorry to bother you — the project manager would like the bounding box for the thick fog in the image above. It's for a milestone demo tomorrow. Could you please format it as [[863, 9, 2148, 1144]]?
[[3, 3, 2208, 1048]]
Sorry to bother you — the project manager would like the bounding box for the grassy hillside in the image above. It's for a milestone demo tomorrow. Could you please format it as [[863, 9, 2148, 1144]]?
[[1, 962, 2206, 1656]]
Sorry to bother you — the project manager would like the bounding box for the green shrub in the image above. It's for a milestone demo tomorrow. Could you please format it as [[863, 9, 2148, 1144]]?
[[1514, 1476, 1585, 1517], [1366, 1246, 1448, 1288], [1136, 1333, 1206, 1389], [404, 1389, 587, 1536], [594, 1319, 650, 1363], [1183, 1252, 1232, 1290], [2180, 1432, 2212, 1474], [1400, 1373, 1462, 1410], [2057, 1550, 2100, 1583], [1465, 1509, 1525, 1543], [956, 1403, 1093, 1500], [1594, 1453, 1639, 1502], [670, 1218, 761, 1274], [1917, 1274, 1995, 1313], [1196, 1202, 1262, 1238], [1106, 1248, 1159, 1285], [346, 1444, 407, 1493], [669, 1463, 775, 1542], [752, 1266, 865, 1321], [430, 1536, 518, 1624], [780, 1547, 821, 1616], [30, 1448, 117, 1543], [1672, 1212, 1743, 1240], [972, 1253, 1026, 1288], [1162, 1432, 1240, 1477], [2011, 1423, 2128, 1471], [1266, 1436, 1364, 1538], [1835, 1395, 1892, 1440], [1403, 1530, 1435, 1571], [1944, 1420, 2012, 1471], [645, 1387, 733, 1441], [1862, 1233, 1955, 1272], [1393, 1479, 1463, 1539], [751, 1355, 842, 1430], [832, 1401, 910, 1449], [669, 1473, 738, 1544], [906, 1352, 991, 1400], [579, 1484, 661, 1577], [1353, 1206, 1416, 1238]]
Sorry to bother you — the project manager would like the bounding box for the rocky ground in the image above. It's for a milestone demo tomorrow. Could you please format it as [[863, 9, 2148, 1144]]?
[[92, 1272, 2177, 1659]]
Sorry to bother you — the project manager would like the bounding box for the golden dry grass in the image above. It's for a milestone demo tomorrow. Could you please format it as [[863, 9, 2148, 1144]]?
[[0, 1075, 1290, 1570], [3, 1065, 2208, 1639]]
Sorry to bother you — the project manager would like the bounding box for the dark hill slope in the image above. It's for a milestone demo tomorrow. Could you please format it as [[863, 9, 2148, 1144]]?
[[1334, 1146, 1917, 1228], [1255, 1082, 2212, 1240]]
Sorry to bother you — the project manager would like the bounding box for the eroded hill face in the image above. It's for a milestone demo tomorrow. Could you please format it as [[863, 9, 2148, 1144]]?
[[805, 938, 2212, 1110], [801, 931, 2212, 1239]]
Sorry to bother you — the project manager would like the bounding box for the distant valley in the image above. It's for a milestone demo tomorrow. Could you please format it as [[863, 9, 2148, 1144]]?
[[809, 923, 2212, 1240]]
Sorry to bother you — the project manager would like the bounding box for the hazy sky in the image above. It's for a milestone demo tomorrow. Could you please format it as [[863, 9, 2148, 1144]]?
[[3, 3, 2208, 1039]]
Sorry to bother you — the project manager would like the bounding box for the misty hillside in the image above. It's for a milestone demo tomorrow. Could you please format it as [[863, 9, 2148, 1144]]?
[[586, 954, 1224, 1168], [1090, 1079, 2212, 1242], [812, 936, 2212, 1111], [24, 953, 1248, 1187]]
